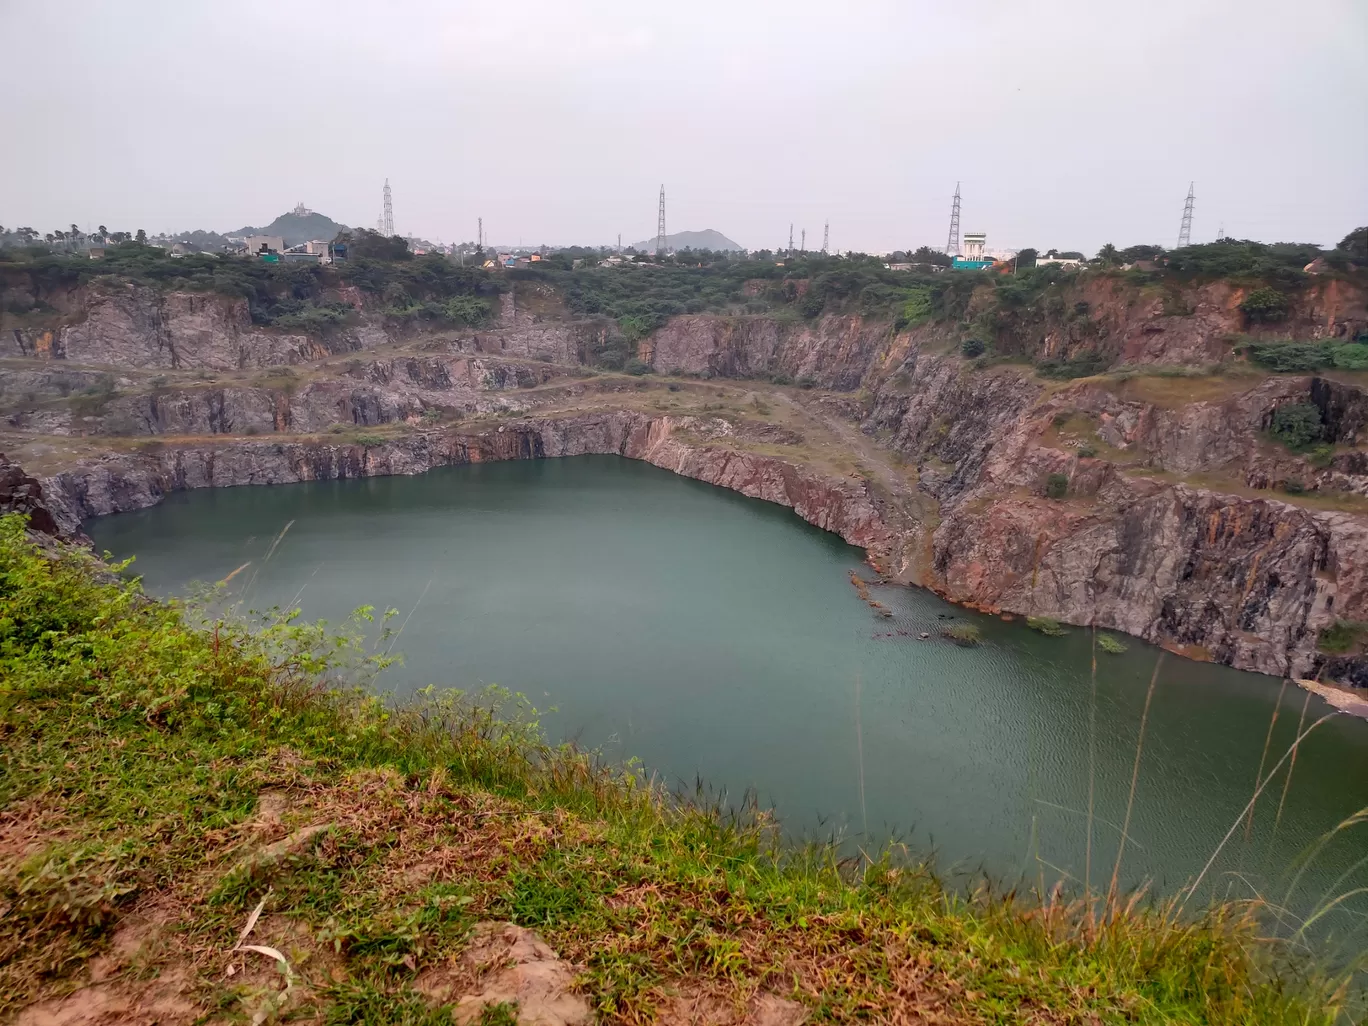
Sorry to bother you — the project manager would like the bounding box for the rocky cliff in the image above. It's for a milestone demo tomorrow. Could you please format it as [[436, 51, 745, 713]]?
[[6, 267, 1368, 684]]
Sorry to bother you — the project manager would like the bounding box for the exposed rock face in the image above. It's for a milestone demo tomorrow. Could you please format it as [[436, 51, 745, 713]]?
[[647, 313, 903, 387], [0, 455, 62, 537]]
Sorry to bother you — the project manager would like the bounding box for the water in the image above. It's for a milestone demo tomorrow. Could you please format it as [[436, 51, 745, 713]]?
[[89, 455, 1368, 937]]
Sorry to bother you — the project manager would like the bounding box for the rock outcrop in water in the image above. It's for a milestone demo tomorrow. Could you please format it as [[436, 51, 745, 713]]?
[[5, 267, 1368, 683]]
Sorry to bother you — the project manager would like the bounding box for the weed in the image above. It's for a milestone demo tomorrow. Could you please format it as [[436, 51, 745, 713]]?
[[1027, 616, 1069, 637], [1097, 634, 1128, 655], [1317, 619, 1368, 655], [940, 622, 981, 646]]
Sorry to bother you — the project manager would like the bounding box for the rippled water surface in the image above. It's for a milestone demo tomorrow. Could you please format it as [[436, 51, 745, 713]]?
[[89, 455, 1368, 935]]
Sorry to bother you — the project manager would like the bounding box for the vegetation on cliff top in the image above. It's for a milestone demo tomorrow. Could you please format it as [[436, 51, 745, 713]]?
[[0, 512, 1359, 1023]]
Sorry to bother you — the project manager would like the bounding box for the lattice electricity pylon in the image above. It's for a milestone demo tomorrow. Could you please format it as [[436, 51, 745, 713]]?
[[382, 179, 394, 237], [1177, 182, 1194, 248], [821, 221, 829, 254], [656, 185, 667, 256], [945, 182, 961, 256]]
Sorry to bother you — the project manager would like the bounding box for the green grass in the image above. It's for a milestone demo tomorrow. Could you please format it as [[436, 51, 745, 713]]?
[[1026, 616, 1069, 637], [1317, 619, 1368, 655], [0, 513, 1359, 1023]]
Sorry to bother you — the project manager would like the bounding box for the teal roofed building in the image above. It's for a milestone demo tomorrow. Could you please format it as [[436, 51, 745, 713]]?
[[952, 232, 994, 270]]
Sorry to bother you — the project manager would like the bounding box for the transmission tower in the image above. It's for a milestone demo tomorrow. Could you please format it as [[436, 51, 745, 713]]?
[[1216, 222, 1225, 242], [1177, 182, 1194, 248], [800, 228, 806, 253], [788, 223, 794, 256], [656, 184, 667, 256], [617, 233, 621, 254], [382, 179, 394, 237], [945, 182, 961, 256], [821, 221, 829, 254]]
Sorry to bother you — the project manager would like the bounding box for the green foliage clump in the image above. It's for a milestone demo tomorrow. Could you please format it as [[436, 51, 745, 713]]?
[[1268, 402, 1324, 450], [940, 622, 981, 646], [1242, 340, 1368, 373], [1097, 634, 1128, 654], [1026, 616, 1068, 637], [960, 338, 986, 358], [1044, 473, 1070, 499], [354, 434, 386, 447], [622, 358, 651, 376], [1035, 352, 1111, 380], [1240, 287, 1290, 324], [1318, 619, 1368, 654]]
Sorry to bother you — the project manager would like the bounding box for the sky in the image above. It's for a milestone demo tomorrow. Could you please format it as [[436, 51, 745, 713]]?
[[1, 0, 1365, 255]]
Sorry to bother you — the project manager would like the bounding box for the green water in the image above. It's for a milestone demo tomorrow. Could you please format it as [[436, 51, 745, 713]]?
[[89, 455, 1368, 937]]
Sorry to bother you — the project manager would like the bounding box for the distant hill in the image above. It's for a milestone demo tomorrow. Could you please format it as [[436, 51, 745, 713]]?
[[232, 206, 348, 247], [628, 229, 743, 253]]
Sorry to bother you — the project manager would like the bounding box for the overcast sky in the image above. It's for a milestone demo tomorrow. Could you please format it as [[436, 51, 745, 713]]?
[[2, 0, 1364, 254]]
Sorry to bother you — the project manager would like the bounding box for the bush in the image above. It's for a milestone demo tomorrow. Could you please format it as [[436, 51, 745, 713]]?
[[941, 622, 981, 647], [1240, 287, 1290, 324], [623, 358, 651, 376], [1282, 479, 1306, 495], [1035, 352, 1110, 380], [1098, 634, 1128, 654], [960, 338, 986, 358], [1077, 444, 1098, 458], [1026, 616, 1068, 636], [354, 434, 386, 446], [1318, 619, 1368, 654], [1269, 401, 1324, 450], [1044, 473, 1069, 499], [1331, 343, 1368, 369]]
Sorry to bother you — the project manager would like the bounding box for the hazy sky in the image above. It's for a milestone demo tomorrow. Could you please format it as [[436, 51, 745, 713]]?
[[2, 0, 1365, 254]]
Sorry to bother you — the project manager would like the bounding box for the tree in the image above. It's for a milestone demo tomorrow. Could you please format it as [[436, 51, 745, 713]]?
[[1015, 248, 1038, 269], [1096, 243, 1119, 265], [96, 225, 108, 243], [910, 246, 952, 267], [1240, 286, 1289, 324], [135, 229, 147, 245], [1338, 226, 1368, 264]]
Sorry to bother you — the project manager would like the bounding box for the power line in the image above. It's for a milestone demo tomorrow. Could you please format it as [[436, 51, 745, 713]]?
[[945, 182, 961, 256], [656, 184, 667, 257], [1177, 182, 1194, 248], [382, 179, 394, 237]]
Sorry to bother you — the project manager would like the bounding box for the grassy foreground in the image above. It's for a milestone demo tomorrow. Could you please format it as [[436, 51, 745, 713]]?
[[0, 513, 1355, 1024]]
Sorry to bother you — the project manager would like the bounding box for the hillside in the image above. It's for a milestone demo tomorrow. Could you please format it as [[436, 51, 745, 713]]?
[[233, 207, 348, 246], [629, 228, 743, 252]]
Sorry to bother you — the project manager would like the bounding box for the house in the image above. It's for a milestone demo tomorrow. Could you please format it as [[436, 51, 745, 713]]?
[[87, 247, 106, 260], [1035, 255, 1085, 269], [886, 262, 913, 272], [243, 235, 284, 258]]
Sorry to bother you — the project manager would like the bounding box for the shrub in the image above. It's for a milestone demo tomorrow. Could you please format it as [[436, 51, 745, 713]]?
[[354, 434, 386, 447], [1242, 340, 1332, 372], [1044, 473, 1069, 499], [1282, 479, 1306, 495], [1331, 343, 1368, 369], [1318, 619, 1368, 654], [1026, 616, 1068, 637], [797, 376, 817, 389], [1240, 287, 1290, 324], [1269, 401, 1324, 450], [941, 622, 981, 646], [1035, 352, 1110, 379], [623, 358, 651, 376], [960, 338, 986, 358], [1077, 444, 1098, 458], [420, 408, 442, 423], [1098, 634, 1128, 654]]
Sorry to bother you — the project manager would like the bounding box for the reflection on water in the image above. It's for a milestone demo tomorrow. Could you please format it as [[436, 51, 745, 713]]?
[[89, 455, 1368, 941]]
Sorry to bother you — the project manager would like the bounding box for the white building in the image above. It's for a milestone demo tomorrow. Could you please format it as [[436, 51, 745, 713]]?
[[962, 232, 986, 261], [243, 235, 284, 256]]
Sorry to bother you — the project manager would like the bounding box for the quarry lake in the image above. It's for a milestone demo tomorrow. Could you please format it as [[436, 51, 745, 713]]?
[[90, 455, 1368, 933]]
